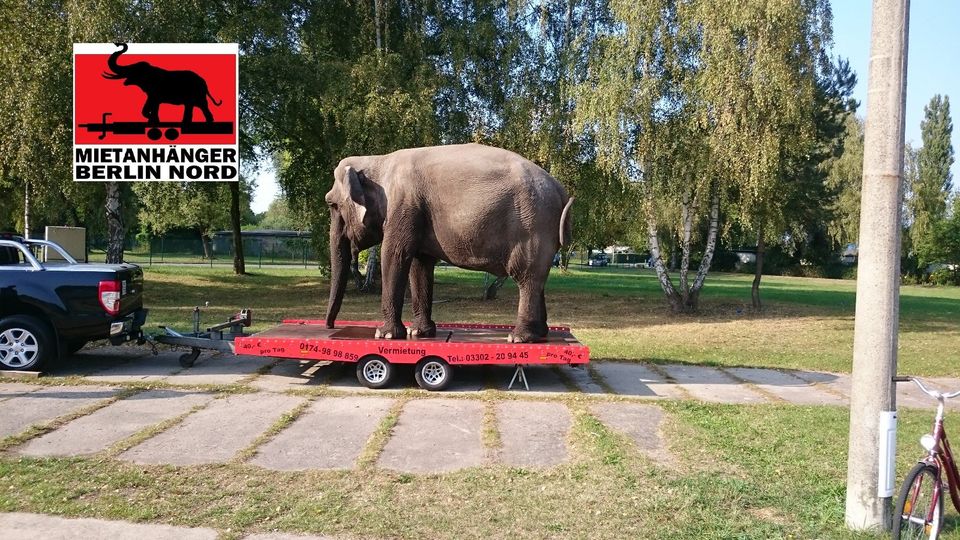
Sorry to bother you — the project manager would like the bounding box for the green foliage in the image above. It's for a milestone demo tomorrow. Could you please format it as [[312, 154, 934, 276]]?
[[255, 198, 303, 231], [909, 94, 955, 265]]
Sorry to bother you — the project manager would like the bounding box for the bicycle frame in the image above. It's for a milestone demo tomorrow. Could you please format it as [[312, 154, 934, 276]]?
[[923, 403, 960, 514]]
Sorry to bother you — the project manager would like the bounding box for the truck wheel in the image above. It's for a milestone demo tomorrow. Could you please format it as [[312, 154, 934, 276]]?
[[0, 315, 54, 371], [357, 355, 393, 389], [415, 356, 452, 391]]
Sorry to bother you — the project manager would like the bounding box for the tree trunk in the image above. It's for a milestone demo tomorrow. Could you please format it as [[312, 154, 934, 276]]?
[[23, 180, 30, 239], [351, 250, 365, 290], [688, 183, 721, 311], [483, 275, 508, 300], [201, 232, 214, 259], [104, 182, 125, 264], [643, 193, 682, 311], [374, 0, 382, 52], [230, 182, 245, 275], [362, 245, 380, 291], [752, 231, 765, 310], [678, 189, 694, 303]]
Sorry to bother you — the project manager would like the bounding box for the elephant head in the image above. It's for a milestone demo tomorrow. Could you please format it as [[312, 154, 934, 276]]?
[[324, 164, 383, 328], [102, 42, 152, 87]]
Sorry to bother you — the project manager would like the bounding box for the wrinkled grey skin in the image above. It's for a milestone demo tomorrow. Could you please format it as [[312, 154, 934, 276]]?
[[325, 143, 574, 343]]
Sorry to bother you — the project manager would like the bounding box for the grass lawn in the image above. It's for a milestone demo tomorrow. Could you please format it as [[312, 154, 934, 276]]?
[[141, 264, 960, 376]]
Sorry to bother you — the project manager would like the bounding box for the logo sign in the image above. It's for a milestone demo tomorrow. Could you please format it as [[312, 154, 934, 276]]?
[[73, 43, 239, 182]]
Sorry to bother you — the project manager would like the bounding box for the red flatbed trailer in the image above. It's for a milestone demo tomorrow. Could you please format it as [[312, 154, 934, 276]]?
[[154, 311, 589, 390], [233, 320, 590, 390]]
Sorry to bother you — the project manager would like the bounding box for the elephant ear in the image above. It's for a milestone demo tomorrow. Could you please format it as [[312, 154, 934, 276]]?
[[339, 165, 367, 225]]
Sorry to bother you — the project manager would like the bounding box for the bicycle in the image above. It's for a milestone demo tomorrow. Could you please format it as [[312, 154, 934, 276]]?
[[892, 376, 960, 539]]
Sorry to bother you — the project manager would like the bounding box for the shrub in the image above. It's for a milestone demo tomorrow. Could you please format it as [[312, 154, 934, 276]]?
[[929, 268, 960, 286]]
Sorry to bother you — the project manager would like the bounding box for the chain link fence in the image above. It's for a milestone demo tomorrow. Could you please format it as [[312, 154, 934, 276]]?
[[88, 231, 322, 268]]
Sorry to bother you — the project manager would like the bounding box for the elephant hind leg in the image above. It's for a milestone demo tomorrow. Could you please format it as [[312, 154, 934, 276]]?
[[199, 103, 214, 122], [508, 279, 547, 343], [408, 255, 437, 338]]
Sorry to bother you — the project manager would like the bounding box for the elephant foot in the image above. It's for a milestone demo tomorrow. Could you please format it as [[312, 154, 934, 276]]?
[[408, 321, 437, 339], [374, 322, 407, 340], [506, 327, 546, 344]]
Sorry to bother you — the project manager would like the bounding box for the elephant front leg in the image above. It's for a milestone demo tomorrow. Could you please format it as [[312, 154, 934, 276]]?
[[375, 241, 413, 340], [142, 99, 160, 124], [408, 255, 437, 338]]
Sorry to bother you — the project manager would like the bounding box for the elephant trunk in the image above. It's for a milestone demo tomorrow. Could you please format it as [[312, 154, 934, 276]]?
[[325, 214, 352, 328], [104, 43, 129, 79]]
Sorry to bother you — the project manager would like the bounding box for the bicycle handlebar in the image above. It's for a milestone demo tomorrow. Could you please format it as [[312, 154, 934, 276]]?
[[894, 376, 960, 401]]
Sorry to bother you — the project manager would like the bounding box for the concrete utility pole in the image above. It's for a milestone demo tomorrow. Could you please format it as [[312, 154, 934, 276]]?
[[845, 0, 910, 531]]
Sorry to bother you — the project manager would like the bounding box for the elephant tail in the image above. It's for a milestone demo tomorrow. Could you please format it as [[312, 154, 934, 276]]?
[[206, 89, 222, 106], [559, 197, 574, 248]]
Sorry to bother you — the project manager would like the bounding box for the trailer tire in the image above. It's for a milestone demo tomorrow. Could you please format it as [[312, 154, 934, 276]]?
[[179, 348, 200, 368], [415, 356, 452, 391], [357, 355, 393, 389]]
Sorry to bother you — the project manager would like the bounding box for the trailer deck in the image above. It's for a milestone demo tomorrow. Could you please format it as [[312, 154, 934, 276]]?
[[234, 320, 589, 366], [155, 312, 589, 391]]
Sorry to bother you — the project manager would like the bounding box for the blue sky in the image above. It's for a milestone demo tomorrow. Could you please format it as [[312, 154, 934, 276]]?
[[250, 1, 960, 213], [833, 0, 958, 184]]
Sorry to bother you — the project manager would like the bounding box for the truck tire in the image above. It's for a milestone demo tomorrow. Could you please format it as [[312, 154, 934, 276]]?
[[0, 315, 55, 371]]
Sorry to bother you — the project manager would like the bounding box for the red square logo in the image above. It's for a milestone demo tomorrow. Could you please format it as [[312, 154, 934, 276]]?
[[73, 43, 239, 181]]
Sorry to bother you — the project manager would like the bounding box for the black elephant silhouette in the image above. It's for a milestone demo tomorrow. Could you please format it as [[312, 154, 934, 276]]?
[[102, 42, 222, 124]]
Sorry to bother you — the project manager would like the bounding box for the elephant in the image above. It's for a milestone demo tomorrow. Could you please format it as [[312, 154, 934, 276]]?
[[102, 43, 221, 124], [324, 143, 574, 344]]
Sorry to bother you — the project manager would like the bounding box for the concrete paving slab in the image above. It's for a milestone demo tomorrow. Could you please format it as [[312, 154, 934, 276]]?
[[560, 365, 606, 394], [121, 393, 305, 465], [250, 361, 332, 392], [379, 398, 485, 473], [80, 352, 183, 383], [724, 367, 845, 406], [496, 401, 570, 468], [43, 344, 151, 378], [591, 402, 671, 466], [17, 389, 212, 457], [896, 382, 934, 410], [0, 382, 40, 401], [791, 370, 851, 399], [592, 362, 685, 399], [0, 386, 119, 438], [0, 512, 217, 540], [486, 365, 568, 393], [167, 354, 275, 386], [252, 396, 394, 471], [660, 364, 767, 404]]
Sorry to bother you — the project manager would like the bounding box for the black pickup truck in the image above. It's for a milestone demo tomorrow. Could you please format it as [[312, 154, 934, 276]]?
[[0, 234, 147, 371]]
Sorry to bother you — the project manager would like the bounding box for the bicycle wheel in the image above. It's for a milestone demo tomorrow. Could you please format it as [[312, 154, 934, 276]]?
[[893, 462, 944, 540]]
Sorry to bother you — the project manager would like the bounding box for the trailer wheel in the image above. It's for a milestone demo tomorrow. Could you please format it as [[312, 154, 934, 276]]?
[[357, 355, 393, 389], [179, 348, 201, 368], [415, 356, 452, 391], [164, 128, 179, 141], [147, 127, 163, 140]]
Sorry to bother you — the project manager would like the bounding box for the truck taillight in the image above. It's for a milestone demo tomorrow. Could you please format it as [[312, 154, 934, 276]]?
[[98, 280, 121, 315]]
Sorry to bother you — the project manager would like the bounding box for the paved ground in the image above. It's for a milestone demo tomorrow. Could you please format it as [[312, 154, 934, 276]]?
[[3, 344, 959, 538]]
